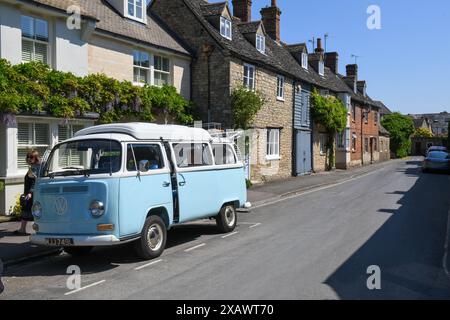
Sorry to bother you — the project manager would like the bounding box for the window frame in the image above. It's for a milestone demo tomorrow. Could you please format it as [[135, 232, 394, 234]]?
[[127, 0, 144, 21], [243, 63, 256, 90], [172, 142, 214, 170], [276, 75, 285, 101], [153, 55, 171, 87], [301, 52, 308, 69], [319, 133, 327, 156], [220, 16, 232, 40], [133, 50, 151, 85], [318, 60, 325, 76], [266, 129, 281, 160], [21, 15, 49, 65], [212, 144, 238, 166], [126, 143, 166, 173], [256, 34, 266, 54], [17, 122, 51, 170]]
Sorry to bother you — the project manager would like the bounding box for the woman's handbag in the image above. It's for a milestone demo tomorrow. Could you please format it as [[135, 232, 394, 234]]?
[[20, 194, 32, 212]]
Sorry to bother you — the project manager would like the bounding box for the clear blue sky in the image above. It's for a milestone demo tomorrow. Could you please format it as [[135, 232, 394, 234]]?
[[248, 0, 450, 114], [148, 0, 450, 115]]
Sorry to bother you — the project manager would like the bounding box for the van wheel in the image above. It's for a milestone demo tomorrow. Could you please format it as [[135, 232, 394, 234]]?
[[134, 215, 167, 260], [64, 247, 93, 257], [216, 204, 237, 233]]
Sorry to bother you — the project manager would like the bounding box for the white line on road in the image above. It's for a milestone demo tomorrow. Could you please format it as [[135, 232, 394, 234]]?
[[184, 243, 206, 252], [64, 280, 106, 296], [134, 259, 163, 271], [252, 167, 386, 210], [249, 223, 261, 229], [222, 232, 238, 239]]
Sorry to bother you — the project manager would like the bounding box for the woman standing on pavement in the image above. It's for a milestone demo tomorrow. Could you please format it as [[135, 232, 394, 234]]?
[[14, 149, 41, 236]]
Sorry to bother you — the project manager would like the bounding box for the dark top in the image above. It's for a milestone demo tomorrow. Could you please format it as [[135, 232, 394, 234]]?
[[21, 167, 38, 221]]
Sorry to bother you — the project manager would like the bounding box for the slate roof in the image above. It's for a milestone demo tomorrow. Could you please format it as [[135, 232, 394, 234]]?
[[25, 0, 190, 55], [372, 101, 392, 115], [284, 43, 308, 54], [238, 21, 263, 34], [200, 1, 227, 16], [379, 124, 390, 136], [183, 0, 325, 87]]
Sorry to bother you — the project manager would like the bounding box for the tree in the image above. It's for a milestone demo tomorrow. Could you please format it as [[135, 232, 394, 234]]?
[[231, 86, 265, 130], [310, 89, 347, 171], [381, 112, 415, 158], [413, 127, 434, 138]]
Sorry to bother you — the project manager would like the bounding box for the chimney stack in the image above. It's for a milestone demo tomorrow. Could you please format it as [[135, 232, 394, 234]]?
[[346, 64, 358, 80], [315, 38, 324, 54], [232, 0, 252, 23], [261, 0, 281, 42], [325, 52, 339, 74]]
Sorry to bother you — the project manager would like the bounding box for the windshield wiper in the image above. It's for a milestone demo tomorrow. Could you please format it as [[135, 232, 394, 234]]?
[[52, 168, 91, 178]]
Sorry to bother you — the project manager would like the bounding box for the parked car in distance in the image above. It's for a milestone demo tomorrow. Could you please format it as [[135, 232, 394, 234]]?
[[423, 151, 450, 173], [426, 146, 448, 156]]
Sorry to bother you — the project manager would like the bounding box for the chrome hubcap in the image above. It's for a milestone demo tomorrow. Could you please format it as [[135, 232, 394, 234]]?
[[147, 224, 163, 251], [224, 207, 236, 227]]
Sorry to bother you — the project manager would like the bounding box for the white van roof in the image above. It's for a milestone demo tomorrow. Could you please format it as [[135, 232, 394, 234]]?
[[74, 123, 212, 142]]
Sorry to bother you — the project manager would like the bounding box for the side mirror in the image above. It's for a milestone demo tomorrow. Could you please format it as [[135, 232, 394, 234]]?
[[138, 160, 150, 173]]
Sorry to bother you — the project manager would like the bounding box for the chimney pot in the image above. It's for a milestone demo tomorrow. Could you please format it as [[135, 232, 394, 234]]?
[[315, 38, 324, 53]]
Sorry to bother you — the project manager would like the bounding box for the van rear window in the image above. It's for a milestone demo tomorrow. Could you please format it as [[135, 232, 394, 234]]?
[[213, 144, 237, 165]]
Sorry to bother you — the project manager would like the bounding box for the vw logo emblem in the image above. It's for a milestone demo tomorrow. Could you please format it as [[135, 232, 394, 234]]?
[[54, 196, 68, 216]]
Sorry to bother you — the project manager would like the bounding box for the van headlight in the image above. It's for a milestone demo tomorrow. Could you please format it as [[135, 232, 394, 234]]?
[[89, 200, 105, 218], [32, 202, 42, 219]]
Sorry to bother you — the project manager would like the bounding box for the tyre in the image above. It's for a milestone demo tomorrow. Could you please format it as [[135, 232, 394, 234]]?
[[134, 215, 167, 260], [216, 204, 237, 233], [64, 246, 93, 257]]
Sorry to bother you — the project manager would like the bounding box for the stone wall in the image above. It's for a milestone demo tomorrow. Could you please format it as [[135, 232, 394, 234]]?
[[229, 59, 294, 182], [379, 136, 391, 162]]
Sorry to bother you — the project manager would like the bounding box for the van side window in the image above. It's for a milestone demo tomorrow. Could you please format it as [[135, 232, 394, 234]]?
[[173, 143, 213, 168], [127, 144, 164, 171], [213, 144, 237, 165]]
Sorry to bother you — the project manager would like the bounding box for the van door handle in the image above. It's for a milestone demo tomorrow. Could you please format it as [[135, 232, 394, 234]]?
[[163, 181, 171, 187], [178, 174, 186, 187]]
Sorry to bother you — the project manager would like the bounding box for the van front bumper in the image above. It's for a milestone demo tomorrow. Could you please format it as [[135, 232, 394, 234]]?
[[31, 234, 122, 247]]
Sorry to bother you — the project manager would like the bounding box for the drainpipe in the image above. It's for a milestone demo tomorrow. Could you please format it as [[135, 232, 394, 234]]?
[[202, 44, 215, 124]]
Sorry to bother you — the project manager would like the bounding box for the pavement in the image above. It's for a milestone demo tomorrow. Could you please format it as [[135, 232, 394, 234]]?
[[0, 160, 398, 267], [1, 158, 450, 299]]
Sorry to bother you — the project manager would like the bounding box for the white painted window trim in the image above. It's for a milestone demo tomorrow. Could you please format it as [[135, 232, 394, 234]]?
[[21, 15, 50, 65], [220, 16, 232, 40], [301, 52, 308, 69], [266, 129, 281, 160], [154, 54, 172, 87], [243, 63, 256, 90], [133, 50, 151, 85], [276, 75, 285, 101], [126, 0, 145, 22], [318, 61, 325, 76], [256, 34, 265, 54]]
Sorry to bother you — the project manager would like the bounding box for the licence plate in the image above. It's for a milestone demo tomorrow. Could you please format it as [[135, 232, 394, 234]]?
[[46, 238, 74, 246]]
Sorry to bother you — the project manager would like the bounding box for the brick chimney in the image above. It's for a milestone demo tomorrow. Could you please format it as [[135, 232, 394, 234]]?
[[261, 0, 281, 42], [232, 0, 252, 23], [315, 38, 324, 54], [346, 64, 358, 80], [357, 81, 366, 96], [325, 52, 339, 74]]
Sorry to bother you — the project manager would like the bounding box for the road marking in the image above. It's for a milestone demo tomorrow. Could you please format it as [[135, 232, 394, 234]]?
[[134, 259, 163, 271], [443, 206, 450, 279], [252, 167, 385, 210], [249, 223, 261, 229], [239, 222, 259, 225], [64, 280, 106, 296], [222, 232, 238, 239], [184, 243, 206, 252]]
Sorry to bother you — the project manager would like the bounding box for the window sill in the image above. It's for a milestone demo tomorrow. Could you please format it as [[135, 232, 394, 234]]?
[[266, 156, 281, 161], [276, 97, 285, 102], [132, 82, 147, 87]]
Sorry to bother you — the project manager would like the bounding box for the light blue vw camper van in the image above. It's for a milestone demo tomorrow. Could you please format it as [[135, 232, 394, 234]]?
[[30, 123, 249, 260]]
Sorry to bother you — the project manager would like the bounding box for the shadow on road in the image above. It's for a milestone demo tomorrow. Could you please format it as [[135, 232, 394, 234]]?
[[3, 221, 223, 278], [324, 160, 450, 299]]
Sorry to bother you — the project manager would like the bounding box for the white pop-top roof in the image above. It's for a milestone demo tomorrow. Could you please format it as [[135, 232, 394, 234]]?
[[74, 123, 213, 142]]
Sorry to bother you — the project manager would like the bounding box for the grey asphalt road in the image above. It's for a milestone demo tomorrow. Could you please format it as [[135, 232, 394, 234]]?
[[1, 159, 450, 300]]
